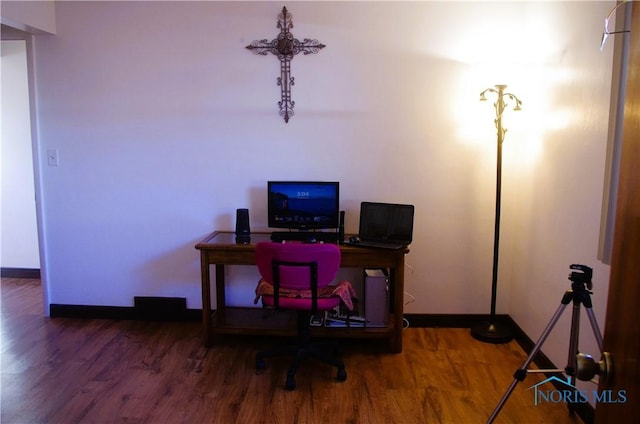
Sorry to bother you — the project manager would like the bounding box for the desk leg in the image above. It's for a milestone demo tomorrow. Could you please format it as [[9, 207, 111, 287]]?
[[200, 251, 213, 347], [390, 260, 405, 353], [215, 264, 226, 324]]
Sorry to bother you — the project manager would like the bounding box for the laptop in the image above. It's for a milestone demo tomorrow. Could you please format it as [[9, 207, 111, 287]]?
[[348, 202, 415, 249]]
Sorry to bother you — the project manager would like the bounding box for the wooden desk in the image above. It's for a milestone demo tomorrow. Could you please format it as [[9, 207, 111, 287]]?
[[195, 231, 409, 353]]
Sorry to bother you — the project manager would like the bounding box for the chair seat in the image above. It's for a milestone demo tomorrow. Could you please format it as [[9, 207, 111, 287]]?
[[261, 295, 341, 311], [255, 279, 357, 311]]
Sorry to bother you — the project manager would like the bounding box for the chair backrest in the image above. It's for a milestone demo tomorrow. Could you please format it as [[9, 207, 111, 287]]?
[[255, 242, 341, 291]]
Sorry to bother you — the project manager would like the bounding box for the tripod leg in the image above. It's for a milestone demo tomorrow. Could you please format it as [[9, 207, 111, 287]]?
[[584, 307, 603, 351], [564, 302, 582, 415], [487, 302, 568, 424]]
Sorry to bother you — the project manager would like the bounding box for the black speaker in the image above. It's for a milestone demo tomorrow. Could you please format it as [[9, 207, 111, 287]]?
[[338, 210, 345, 243], [235, 208, 250, 243]]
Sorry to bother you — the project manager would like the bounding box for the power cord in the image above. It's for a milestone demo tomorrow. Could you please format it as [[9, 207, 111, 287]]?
[[402, 291, 415, 328]]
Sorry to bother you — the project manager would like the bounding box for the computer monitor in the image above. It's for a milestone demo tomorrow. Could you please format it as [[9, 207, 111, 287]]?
[[267, 181, 340, 230]]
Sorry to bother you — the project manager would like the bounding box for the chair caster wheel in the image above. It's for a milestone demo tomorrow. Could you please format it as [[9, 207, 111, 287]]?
[[337, 368, 347, 382], [285, 374, 296, 391], [256, 357, 266, 372]]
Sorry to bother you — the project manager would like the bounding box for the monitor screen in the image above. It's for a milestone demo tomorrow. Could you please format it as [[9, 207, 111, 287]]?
[[267, 181, 340, 230]]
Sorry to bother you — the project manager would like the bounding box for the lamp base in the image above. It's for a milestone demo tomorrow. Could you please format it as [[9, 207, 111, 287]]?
[[471, 320, 513, 344]]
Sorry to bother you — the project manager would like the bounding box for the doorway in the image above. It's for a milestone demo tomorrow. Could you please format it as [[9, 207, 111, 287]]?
[[1, 35, 41, 286]]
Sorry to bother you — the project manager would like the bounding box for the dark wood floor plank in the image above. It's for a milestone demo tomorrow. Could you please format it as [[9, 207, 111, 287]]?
[[1, 278, 582, 423]]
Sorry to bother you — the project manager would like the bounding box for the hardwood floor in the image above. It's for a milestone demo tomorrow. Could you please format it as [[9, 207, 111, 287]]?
[[1, 278, 583, 423]]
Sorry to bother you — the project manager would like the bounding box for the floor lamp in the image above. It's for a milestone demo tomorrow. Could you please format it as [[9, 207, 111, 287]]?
[[471, 84, 522, 344]]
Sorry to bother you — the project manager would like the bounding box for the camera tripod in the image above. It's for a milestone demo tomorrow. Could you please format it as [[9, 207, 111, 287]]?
[[487, 264, 604, 423]]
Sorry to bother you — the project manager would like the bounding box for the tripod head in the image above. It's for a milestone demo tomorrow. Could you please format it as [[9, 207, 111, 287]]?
[[569, 264, 593, 290]]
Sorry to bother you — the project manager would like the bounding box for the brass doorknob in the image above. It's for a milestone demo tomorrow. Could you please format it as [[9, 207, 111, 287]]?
[[576, 351, 613, 386]]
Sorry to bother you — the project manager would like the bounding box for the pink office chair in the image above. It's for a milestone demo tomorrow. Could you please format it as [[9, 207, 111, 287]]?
[[254, 241, 347, 390]]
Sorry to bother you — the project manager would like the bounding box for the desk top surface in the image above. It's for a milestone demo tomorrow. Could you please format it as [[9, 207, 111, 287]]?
[[196, 231, 271, 248], [195, 231, 409, 255]]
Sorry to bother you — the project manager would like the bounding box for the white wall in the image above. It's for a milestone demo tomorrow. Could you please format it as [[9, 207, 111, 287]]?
[[1, 40, 40, 269], [30, 1, 614, 376]]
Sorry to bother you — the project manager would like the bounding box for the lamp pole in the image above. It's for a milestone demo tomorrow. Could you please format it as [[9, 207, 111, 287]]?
[[471, 84, 522, 344]]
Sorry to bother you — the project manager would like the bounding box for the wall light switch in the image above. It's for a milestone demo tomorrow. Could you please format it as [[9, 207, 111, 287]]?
[[47, 149, 59, 166]]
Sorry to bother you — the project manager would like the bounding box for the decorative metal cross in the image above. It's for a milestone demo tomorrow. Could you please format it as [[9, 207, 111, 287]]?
[[246, 6, 326, 123]]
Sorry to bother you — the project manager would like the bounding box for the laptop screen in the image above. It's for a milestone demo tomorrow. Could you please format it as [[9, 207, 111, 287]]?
[[358, 202, 415, 244]]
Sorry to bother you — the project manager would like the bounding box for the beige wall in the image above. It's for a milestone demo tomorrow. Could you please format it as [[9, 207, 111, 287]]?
[[1, 0, 56, 34]]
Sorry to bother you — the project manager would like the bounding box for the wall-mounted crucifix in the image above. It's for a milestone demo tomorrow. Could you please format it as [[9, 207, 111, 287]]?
[[246, 6, 325, 123]]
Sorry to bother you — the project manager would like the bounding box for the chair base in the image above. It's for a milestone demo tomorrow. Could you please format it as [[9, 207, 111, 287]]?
[[256, 312, 347, 390]]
